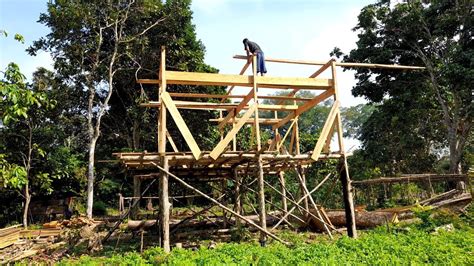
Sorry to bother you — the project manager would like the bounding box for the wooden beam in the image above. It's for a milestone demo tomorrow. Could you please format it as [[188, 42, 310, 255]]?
[[161, 92, 201, 160], [166, 131, 179, 152], [210, 118, 281, 125], [222, 61, 251, 102], [338, 158, 357, 238], [311, 101, 339, 161], [252, 55, 262, 151], [159, 157, 170, 252], [218, 90, 254, 129], [138, 71, 332, 89], [233, 55, 426, 70], [141, 101, 298, 111], [158, 46, 167, 154], [210, 104, 257, 160], [272, 88, 335, 130], [168, 92, 312, 102]]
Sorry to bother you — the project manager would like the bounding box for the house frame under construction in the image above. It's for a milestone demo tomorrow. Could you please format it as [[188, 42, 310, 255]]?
[[113, 46, 424, 252]]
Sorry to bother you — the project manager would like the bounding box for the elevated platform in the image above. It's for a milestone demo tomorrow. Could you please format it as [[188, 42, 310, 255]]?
[[113, 151, 343, 176]]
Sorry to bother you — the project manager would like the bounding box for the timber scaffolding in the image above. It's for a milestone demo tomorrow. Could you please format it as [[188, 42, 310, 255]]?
[[113, 46, 424, 252]]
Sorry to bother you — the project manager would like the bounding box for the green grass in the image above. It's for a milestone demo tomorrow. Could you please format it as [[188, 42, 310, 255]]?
[[55, 225, 473, 265]]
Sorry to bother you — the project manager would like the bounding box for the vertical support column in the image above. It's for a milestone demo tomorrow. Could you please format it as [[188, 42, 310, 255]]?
[[339, 157, 357, 238], [257, 156, 267, 246], [159, 156, 171, 251], [234, 168, 242, 229], [252, 55, 261, 150], [331, 60, 357, 238], [158, 46, 170, 252], [298, 168, 309, 213], [278, 171, 288, 215], [132, 176, 141, 219], [221, 178, 228, 228]]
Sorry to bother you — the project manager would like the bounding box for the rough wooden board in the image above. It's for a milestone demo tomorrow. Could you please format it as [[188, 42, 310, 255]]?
[[138, 71, 332, 89], [161, 92, 201, 159]]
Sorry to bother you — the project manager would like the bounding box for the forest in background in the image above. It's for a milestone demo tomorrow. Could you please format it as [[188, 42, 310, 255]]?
[[0, 0, 472, 227]]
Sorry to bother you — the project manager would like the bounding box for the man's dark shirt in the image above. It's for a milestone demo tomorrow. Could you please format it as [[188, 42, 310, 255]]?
[[245, 40, 262, 53]]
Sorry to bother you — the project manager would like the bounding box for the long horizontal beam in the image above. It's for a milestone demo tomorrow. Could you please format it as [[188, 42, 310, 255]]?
[[168, 92, 312, 102], [210, 118, 282, 125], [272, 88, 335, 130], [138, 71, 332, 90], [233, 55, 425, 70], [141, 101, 298, 111]]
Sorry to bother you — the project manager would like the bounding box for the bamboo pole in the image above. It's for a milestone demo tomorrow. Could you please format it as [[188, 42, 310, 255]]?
[[271, 173, 334, 230], [296, 169, 332, 238], [150, 162, 290, 245], [278, 172, 288, 215]]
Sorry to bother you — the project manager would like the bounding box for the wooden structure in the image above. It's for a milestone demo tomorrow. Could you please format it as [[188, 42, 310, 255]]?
[[114, 47, 423, 252]]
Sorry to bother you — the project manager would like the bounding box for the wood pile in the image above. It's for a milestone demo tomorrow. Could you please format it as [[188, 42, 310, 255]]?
[[307, 189, 471, 230], [0, 224, 22, 249]]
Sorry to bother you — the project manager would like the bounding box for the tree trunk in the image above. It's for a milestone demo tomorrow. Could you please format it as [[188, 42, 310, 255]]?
[[23, 183, 31, 229], [86, 137, 98, 218]]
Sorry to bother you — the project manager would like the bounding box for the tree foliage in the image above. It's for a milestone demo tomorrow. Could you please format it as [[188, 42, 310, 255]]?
[[344, 0, 472, 174]]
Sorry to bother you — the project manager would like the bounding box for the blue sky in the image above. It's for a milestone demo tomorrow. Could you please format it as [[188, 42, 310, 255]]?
[[1, 0, 375, 151], [1, 0, 373, 107]]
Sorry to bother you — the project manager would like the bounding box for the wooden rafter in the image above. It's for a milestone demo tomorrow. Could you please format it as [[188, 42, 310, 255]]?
[[210, 104, 257, 160], [168, 92, 312, 102], [272, 88, 335, 130], [161, 92, 202, 159]]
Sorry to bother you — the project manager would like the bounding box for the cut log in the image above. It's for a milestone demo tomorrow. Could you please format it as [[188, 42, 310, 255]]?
[[308, 209, 398, 230]]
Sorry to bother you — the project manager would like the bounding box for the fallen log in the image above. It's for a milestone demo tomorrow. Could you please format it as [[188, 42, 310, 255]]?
[[308, 209, 398, 230]]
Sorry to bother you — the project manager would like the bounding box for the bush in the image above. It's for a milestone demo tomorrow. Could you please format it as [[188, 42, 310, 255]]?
[[92, 200, 107, 216]]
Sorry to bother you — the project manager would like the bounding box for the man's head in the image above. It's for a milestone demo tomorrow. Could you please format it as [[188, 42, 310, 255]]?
[[243, 38, 248, 44]]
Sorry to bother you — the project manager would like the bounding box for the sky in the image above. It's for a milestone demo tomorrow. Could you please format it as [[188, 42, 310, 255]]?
[[1, 0, 375, 150]]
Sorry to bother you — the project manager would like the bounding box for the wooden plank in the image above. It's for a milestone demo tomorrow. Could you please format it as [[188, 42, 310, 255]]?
[[161, 92, 201, 160], [272, 88, 335, 130], [252, 55, 262, 151], [218, 90, 255, 129], [332, 61, 345, 153], [210, 118, 281, 125], [138, 71, 332, 89], [233, 55, 426, 70], [141, 101, 298, 111], [210, 104, 257, 160], [166, 131, 179, 152], [168, 92, 312, 101], [222, 61, 251, 102], [311, 101, 339, 161]]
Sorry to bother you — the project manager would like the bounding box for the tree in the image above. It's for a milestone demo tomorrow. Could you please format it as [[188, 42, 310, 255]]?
[[29, 0, 169, 218], [345, 0, 472, 174], [0, 63, 55, 227]]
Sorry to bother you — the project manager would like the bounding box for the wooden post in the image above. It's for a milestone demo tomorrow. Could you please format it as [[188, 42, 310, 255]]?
[[234, 168, 242, 228], [132, 176, 141, 219], [339, 157, 357, 238], [257, 156, 267, 246], [298, 168, 309, 213], [252, 55, 261, 150], [221, 178, 228, 228], [278, 172, 288, 215], [159, 157, 170, 252], [158, 46, 167, 154], [158, 46, 170, 252]]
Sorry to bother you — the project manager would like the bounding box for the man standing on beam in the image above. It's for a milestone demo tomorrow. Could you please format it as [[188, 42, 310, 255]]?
[[243, 38, 267, 76]]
